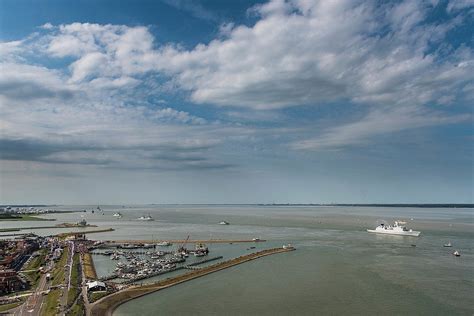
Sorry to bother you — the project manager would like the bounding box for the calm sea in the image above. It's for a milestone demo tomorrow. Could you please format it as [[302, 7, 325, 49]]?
[[2, 205, 472, 315]]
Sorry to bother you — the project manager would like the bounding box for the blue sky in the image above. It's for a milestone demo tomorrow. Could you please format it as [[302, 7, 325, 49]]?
[[0, 0, 472, 204]]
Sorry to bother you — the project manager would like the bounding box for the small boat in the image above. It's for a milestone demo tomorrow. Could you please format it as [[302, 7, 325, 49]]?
[[156, 241, 171, 247], [113, 212, 122, 217], [444, 242, 452, 247], [367, 221, 420, 237], [453, 250, 460, 257], [137, 215, 154, 221], [283, 244, 293, 249], [252, 238, 261, 242], [110, 253, 120, 260], [219, 221, 229, 225]]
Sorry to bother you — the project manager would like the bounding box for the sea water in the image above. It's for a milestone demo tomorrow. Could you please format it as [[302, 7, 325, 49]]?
[[2, 205, 472, 315]]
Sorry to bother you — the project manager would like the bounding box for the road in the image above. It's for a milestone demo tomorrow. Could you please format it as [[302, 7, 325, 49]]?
[[11, 250, 56, 316], [12, 273, 49, 316]]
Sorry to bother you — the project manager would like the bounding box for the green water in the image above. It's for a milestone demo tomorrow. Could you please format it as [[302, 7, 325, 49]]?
[[2, 205, 472, 314], [111, 206, 472, 316]]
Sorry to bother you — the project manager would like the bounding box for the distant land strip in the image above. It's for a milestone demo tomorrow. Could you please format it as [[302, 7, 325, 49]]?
[[1, 204, 472, 208], [255, 203, 474, 208]]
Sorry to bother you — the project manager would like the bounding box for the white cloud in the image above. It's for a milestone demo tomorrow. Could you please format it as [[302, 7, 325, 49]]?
[[446, 0, 474, 12], [292, 106, 470, 150], [0, 40, 24, 61], [27, 2, 472, 111], [69, 52, 109, 82], [150, 0, 473, 109], [40, 23, 54, 30], [0, 62, 75, 100], [0, 60, 231, 170], [1, 0, 472, 165]]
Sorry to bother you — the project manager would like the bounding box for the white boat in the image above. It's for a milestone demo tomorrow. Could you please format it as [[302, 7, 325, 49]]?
[[453, 250, 460, 257], [443, 242, 452, 247], [367, 221, 420, 237], [156, 241, 171, 247], [113, 212, 122, 218], [137, 215, 154, 221], [219, 221, 229, 225]]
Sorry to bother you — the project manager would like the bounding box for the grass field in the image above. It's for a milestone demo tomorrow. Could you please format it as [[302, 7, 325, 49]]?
[[40, 289, 60, 316], [0, 299, 24, 313], [89, 291, 108, 303], [67, 253, 81, 306], [52, 247, 69, 286], [83, 253, 97, 280], [67, 300, 84, 316], [22, 249, 47, 288]]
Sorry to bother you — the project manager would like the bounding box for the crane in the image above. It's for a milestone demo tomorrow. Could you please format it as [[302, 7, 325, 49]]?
[[177, 235, 190, 253]]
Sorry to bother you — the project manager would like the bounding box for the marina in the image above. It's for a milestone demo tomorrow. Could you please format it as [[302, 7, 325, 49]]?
[[90, 247, 295, 316]]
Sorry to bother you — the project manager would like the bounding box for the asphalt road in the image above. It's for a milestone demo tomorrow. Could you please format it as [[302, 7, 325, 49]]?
[[13, 273, 48, 316]]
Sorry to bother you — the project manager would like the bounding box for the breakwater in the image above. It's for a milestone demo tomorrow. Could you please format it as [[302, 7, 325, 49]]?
[[108, 239, 266, 245], [89, 247, 294, 316]]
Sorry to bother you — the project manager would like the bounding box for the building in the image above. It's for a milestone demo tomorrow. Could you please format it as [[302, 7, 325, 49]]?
[[0, 269, 27, 294], [86, 281, 106, 292]]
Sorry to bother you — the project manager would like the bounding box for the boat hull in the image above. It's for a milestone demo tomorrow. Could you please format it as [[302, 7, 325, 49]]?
[[366, 229, 420, 237]]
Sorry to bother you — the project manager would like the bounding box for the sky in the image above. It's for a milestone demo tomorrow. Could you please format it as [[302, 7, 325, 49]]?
[[0, 0, 473, 204]]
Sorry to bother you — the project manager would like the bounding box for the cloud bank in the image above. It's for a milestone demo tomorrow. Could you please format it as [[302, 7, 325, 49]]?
[[0, 0, 472, 173]]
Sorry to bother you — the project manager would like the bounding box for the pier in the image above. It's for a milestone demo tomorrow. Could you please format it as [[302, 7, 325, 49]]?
[[56, 228, 114, 238], [90, 251, 173, 255], [108, 238, 266, 244], [184, 256, 223, 269], [123, 267, 186, 285], [89, 247, 295, 316]]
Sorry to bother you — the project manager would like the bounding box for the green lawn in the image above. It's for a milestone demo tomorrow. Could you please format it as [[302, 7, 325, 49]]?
[[22, 249, 47, 288], [52, 247, 69, 286], [40, 289, 60, 316], [67, 253, 81, 306], [67, 287, 79, 306], [67, 301, 84, 316], [0, 300, 24, 312], [70, 253, 80, 287], [89, 291, 108, 303]]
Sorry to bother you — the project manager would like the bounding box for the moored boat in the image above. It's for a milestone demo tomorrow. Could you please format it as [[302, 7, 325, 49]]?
[[157, 241, 171, 247]]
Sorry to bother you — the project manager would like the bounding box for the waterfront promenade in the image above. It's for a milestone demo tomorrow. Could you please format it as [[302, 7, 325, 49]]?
[[88, 247, 294, 316]]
